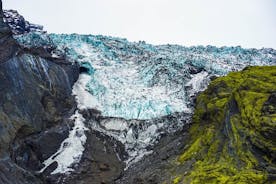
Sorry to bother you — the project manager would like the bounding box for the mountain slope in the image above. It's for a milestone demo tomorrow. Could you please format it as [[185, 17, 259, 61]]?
[[172, 66, 276, 183]]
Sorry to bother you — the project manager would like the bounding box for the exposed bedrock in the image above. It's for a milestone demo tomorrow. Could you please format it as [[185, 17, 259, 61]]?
[[3, 9, 45, 35], [0, 52, 79, 156], [0, 1, 80, 183], [0, 2, 128, 183], [10, 124, 127, 184]]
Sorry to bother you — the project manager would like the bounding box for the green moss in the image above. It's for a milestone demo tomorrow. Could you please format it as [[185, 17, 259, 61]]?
[[174, 66, 276, 183], [173, 176, 181, 184], [179, 137, 202, 162]]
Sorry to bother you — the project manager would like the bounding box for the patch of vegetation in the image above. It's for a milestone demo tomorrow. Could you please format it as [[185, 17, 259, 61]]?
[[174, 66, 276, 183]]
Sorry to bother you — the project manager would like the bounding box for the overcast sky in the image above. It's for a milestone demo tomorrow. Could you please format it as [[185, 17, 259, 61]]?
[[2, 0, 276, 48]]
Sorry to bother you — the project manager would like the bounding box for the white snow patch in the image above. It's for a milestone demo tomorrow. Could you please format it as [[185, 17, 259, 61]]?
[[39, 111, 88, 174], [125, 150, 153, 170]]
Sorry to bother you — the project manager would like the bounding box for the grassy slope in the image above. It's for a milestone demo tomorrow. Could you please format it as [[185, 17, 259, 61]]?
[[172, 66, 276, 184]]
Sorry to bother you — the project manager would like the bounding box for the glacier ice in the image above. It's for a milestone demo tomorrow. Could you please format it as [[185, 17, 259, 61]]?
[[185, 71, 209, 96], [72, 73, 102, 110], [15, 33, 276, 120], [14, 32, 276, 168]]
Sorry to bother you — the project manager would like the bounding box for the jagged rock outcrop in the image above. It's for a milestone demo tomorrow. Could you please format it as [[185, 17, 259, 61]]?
[[3, 9, 45, 35]]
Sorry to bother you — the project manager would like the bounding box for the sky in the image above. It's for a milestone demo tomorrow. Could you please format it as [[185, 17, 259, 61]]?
[[2, 0, 276, 48]]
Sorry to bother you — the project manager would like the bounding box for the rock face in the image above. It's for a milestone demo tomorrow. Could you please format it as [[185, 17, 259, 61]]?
[[115, 124, 191, 184], [0, 54, 78, 157], [0, 1, 79, 183], [0, 2, 127, 184], [59, 130, 126, 184]]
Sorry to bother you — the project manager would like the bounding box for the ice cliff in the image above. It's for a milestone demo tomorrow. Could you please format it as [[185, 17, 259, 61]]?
[[15, 33, 276, 121]]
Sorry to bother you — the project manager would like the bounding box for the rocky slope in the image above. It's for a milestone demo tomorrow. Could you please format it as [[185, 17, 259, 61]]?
[[0, 1, 276, 183], [0, 1, 79, 183], [0, 2, 18, 63]]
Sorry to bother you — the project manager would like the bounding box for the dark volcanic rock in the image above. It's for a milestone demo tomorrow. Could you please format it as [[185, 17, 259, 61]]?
[[0, 54, 78, 158], [0, 0, 79, 183], [0, 159, 43, 184], [0, 2, 128, 183], [11, 124, 71, 172]]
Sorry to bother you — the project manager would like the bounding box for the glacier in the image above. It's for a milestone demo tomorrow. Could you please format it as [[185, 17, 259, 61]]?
[[14, 32, 276, 170], [15, 33, 276, 120]]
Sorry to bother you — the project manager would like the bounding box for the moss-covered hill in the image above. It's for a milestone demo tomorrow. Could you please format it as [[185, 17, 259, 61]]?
[[173, 66, 276, 184]]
